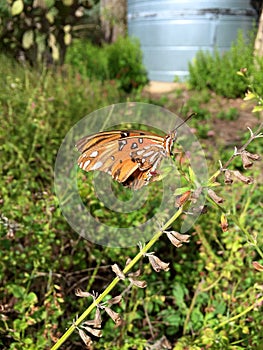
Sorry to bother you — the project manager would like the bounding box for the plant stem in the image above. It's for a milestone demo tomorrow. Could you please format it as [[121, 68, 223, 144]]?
[[50, 207, 183, 350], [214, 295, 263, 330]]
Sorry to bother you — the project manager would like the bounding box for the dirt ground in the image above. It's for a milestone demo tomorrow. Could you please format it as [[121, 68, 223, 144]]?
[[144, 81, 261, 147]]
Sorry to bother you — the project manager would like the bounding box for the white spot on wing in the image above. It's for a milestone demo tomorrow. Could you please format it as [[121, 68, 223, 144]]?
[[136, 149, 145, 156], [90, 150, 99, 157], [91, 161, 103, 170], [84, 160, 91, 169], [143, 150, 155, 157]]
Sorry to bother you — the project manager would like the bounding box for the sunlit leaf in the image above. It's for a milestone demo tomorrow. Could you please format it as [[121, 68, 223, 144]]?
[[22, 30, 34, 49], [11, 0, 24, 16]]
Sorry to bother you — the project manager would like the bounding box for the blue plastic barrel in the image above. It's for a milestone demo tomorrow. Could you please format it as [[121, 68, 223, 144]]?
[[127, 0, 257, 81]]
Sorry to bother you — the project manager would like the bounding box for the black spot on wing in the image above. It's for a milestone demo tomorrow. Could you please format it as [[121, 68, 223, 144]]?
[[118, 139, 127, 151], [114, 168, 121, 179], [121, 131, 130, 138]]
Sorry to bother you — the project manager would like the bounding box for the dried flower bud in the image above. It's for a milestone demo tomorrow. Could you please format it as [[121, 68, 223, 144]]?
[[107, 295, 122, 305], [165, 231, 190, 248], [224, 169, 233, 184], [175, 190, 191, 207], [125, 258, 132, 266], [111, 264, 125, 280], [252, 261, 263, 272], [81, 320, 96, 326], [77, 328, 93, 346], [241, 151, 253, 169], [104, 306, 122, 325], [94, 308, 102, 328], [147, 253, 170, 272], [128, 269, 141, 278], [232, 170, 253, 184], [191, 187, 203, 203], [150, 335, 172, 349], [245, 151, 261, 161], [129, 278, 147, 288], [75, 288, 93, 298], [208, 189, 224, 204], [220, 213, 228, 232], [80, 324, 102, 337]]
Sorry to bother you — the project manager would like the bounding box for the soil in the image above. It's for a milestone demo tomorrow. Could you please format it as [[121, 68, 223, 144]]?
[[143, 81, 261, 147]]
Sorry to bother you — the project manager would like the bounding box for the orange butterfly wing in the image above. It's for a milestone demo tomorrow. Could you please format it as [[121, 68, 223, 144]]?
[[76, 130, 167, 190]]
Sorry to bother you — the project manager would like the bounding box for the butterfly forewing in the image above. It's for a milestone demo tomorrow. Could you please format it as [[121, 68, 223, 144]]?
[[76, 129, 172, 190]]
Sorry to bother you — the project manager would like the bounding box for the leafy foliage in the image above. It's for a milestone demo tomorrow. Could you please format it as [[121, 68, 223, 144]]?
[[0, 53, 263, 350], [106, 36, 149, 92], [65, 39, 109, 80], [0, 0, 100, 65], [188, 32, 255, 98], [66, 36, 149, 92]]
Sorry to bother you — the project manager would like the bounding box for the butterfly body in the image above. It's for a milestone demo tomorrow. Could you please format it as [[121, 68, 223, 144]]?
[[76, 129, 177, 190]]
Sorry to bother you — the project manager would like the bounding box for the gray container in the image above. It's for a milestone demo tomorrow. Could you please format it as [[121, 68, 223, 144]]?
[[127, 0, 257, 82]]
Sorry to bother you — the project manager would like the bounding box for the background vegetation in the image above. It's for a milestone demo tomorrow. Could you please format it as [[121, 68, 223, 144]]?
[[0, 2, 263, 349]]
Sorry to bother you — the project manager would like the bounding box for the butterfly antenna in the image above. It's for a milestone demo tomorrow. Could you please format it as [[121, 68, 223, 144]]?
[[175, 113, 196, 130]]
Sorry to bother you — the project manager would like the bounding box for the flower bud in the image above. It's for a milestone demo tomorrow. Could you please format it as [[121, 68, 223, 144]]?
[[224, 170, 233, 184], [104, 306, 122, 326], [232, 170, 253, 184], [107, 295, 122, 305], [147, 254, 170, 272], [111, 264, 125, 280], [165, 231, 190, 248], [252, 261, 263, 272], [175, 190, 191, 207], [129, 278, 147, 288], [241, 151, 253, 169], [245, 151, 260, 161], [80, 324, 102, 337], [75, 288, 93, 298], [220, 213, 228, 232], [77, 328, 93, 346], [208, 189, 224, 204]]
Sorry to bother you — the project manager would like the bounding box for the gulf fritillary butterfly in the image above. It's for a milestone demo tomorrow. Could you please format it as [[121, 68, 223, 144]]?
[[76, 115, 193, 190]]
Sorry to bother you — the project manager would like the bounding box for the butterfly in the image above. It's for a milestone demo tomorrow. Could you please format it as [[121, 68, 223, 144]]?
[[76, 115, 193, 190]]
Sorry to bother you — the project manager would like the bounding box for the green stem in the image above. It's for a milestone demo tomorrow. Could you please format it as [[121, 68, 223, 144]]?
[[230, 215, 263, 259], [50, 207, 183, 350], [183, 281, 202, 335], [214, 295, 263, 330]]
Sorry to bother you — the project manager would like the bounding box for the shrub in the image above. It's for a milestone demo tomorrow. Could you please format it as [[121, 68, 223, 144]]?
[[106, 36, 149, 92], [66, 36, 149, 92], [0, 0, 99, 65], [188, 32, 255, 98], [65, 40, 109, 81]]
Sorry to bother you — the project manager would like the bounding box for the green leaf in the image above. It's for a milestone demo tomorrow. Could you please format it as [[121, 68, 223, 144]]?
[[46, 11, 54, 24], [188, 166, 196, 183], [166, 312, 181, 326], [44, 0, 55, 7], [8, 284, 25, 298], [252, 105, 263, 113], [244, 91, 256, 101], [11, 0, 24, 16], [22, 30, 34, 49], [62, 0, 73, 5]]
